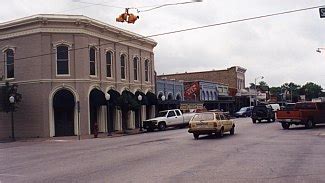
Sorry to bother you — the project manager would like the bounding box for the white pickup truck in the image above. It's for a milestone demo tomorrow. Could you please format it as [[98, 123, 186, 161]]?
[[142, 109, 196, 131]]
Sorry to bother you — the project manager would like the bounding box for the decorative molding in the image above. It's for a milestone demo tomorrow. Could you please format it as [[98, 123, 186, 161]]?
[[1, 46, 16, 53], [52, 40, 73, 49]]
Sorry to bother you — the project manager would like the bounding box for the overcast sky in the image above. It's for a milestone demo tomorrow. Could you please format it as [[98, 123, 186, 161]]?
[[1, 0, 325, 88]]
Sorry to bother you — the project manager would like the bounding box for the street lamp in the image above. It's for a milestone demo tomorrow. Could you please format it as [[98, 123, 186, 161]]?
[[105, 93, 111, 136], [316, 48, 325, 53], [9, 95, 15, 141], [137, 94, 143, 131], [254, 76, 264, 106], [161, 95, 166, 101]]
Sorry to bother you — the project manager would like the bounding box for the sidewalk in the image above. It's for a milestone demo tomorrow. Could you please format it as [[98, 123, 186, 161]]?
[[0, 128, 145, 143]]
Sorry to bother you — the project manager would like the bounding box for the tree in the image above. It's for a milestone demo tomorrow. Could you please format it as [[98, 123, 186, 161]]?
[[258, 81, 269, 92], [281, 82, 301, 102], [300, 82, 323, 101]]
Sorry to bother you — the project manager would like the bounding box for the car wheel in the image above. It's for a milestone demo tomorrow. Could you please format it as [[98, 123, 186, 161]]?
[[267, 118, 271, 122], [252, 119, 256, 123], [305, 120, 314, 129], [258, 119, 262, 123], [281, 122, 290, 130], [193, 133, 199, 140], [158, 122, 166, 131], [216, 128, 224, 138], [230, 126, 235, 135], [272, 117, 276, 122]]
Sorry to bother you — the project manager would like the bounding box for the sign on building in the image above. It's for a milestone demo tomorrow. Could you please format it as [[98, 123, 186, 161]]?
[[320, 8, 325, 18]]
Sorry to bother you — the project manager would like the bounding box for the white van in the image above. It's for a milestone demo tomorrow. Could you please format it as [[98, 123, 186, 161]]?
[[269, 104, 281, 111]]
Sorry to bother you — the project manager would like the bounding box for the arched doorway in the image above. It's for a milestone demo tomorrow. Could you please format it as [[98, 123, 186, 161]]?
[[135, 91, 147, 129], [107, 89, 120, 132], [89, 88, 106, 134], [118, 90, 140, 131], [53, 89, 75, 137]]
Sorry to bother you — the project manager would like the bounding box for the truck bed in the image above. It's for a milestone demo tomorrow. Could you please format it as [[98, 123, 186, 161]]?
[[276, 110, 301, 120]]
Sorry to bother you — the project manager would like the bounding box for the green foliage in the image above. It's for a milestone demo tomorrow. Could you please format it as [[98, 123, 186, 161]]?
[[300, 82, 323, 101], [116, 91, 140, 111]]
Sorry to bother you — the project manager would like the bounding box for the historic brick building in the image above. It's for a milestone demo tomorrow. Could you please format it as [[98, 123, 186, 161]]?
[[158, 66, 246, 96], [0, 14, 157, 139]]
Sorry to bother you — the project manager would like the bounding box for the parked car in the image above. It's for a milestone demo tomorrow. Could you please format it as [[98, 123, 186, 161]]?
[[188, 112, 235, 140], [269, 103, 281, 111], [251, 104, 276, 123], [277, 102, 325, 129], [234, 106, 253, 117], [142, 109, 196, 132]]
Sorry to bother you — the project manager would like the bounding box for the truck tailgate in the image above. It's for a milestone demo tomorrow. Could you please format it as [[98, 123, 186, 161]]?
[[276, 110, 301, 120]]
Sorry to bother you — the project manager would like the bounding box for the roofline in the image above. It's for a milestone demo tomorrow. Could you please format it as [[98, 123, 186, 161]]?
[[0, 14, 157, 46], [157, 66, 247, 77]]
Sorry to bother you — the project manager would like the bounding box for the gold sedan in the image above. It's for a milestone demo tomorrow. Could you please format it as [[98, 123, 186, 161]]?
[[188, 112, 235, 140]]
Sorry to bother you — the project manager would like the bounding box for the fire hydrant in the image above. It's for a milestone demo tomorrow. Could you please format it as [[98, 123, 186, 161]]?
[[93, 122, 99, 138]]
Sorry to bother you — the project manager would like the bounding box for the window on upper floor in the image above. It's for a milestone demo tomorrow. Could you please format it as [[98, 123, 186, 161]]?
[[56, 45, 69, 75], [120, 54, 126, 80], [5, 49, 14, 79], [133, 57, 139, 81], [89, 47, 96, 76], [145, 59, 149, 82], [106, 51, 113, 78]]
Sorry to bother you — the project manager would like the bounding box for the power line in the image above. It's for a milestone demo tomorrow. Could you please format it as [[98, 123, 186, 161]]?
[[0, 4, 323, 64], [138, 0, 203, 13]]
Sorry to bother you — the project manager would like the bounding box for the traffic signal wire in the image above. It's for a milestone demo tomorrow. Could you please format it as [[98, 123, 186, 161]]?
[[0, 4, 324, 64]]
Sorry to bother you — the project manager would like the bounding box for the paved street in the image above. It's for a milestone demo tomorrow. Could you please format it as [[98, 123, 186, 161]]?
[[1, 118, 325, 183]]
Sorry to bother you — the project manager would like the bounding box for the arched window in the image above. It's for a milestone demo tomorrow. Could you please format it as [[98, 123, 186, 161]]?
[[201, 91, 205, 101], [89, 47, 96, 75], [5, 49, 14, 78], [106, 51, 113, 78], [120, 54, 126, 79], [168, 93, 173, 100], [214, 92, 217, 100], [210, 91, 213, 100], [56, 45, 69, 75], [133, 57, 139, 81], [206, 91, 209, 101], [176, 94, 182, 101], [145, 59, 149, 82]]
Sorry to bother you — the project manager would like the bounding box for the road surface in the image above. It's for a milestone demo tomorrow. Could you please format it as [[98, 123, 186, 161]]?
[[1, 118, 325, 183]]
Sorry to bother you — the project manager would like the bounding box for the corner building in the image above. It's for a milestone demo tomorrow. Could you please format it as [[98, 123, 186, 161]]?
[[0, 14, 157, 139]]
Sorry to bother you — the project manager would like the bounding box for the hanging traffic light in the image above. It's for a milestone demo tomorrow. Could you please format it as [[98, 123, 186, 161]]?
[[116, 8, 139, 24], [127, 13, 139, 24], [116, 13, 128, 22]]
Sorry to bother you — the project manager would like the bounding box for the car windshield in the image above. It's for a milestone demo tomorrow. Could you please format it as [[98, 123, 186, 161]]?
[[239, 107, 247, 112], [157, 111, 168, 117]]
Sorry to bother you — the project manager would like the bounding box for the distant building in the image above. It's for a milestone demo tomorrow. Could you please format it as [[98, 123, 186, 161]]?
[[156, 79, 184, 111], [158, 66, 246, 96]]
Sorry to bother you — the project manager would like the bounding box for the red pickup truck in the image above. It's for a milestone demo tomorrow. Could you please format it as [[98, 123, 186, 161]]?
[[277, 102, 325, 129]]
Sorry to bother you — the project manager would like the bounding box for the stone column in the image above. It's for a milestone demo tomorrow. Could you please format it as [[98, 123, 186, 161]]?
[[150, 105, 156, 118], [127, 111, 135, 129], [115, 108, 122, 131]]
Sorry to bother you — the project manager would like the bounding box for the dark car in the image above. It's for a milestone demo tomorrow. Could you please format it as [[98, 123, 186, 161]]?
[[251, 104, 275, 123], [234, 106, 253, 117]]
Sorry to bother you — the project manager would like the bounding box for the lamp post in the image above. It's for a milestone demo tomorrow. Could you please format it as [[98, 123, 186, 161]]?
[[105, 93, 111, 136], [137, 94, 143, 131], [77, 101, 80, 140], [9, 95, 15, 141], [254, 76, 264, 106]]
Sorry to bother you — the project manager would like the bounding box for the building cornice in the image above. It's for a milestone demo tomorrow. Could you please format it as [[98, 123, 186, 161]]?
[[0, 14, 157, 47], [0, 27, 154, 52]]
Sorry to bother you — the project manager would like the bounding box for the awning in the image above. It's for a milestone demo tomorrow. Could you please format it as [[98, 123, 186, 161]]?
[[89, 89, 106, 107], [53, 90, 75, 109]]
